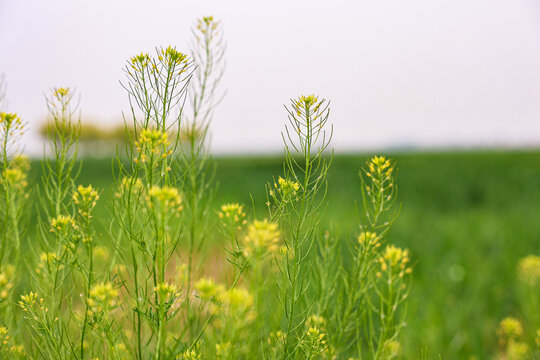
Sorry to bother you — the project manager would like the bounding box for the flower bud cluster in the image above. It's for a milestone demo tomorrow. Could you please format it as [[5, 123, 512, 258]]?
[[270, 177, 300, 203], [19, 292, 46, 314], [72, 184, 100, 219], [135, 129, 172, 164], [218, 203, 247, 232], [377, 245, 412, 279]]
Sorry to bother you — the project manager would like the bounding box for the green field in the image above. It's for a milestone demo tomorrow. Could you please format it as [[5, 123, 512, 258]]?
[[25, 150, 540, 359]]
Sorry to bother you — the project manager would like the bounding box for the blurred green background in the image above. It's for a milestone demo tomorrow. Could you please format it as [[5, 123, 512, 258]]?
[[25, 150, 540, 359]]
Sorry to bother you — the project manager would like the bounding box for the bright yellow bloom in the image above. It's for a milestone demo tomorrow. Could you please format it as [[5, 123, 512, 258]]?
[[19, 292, 45, 313], [50, 215, 77, 233], [382, 245, 409, 266], [53, 87, 69, 99], [274, 177, 300, 202], [296, 95, 319, 108], [130, 53, 150, 69], [73, 185, 100, 222], [365, 155, 394, 181], [379, 245, 412, 278], [0, 112, 21, 128], [160, 46, 189, 68], [134, 128, 172, 163]]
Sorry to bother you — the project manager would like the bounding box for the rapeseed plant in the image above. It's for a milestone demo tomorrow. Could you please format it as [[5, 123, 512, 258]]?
[[1, 15, 415, 360]]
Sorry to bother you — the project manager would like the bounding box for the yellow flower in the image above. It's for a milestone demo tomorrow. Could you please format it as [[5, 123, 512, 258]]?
[[506, 341, 529, 360], [19, 292, 45, 313], [0, 112, 22, 128], [296, 95, 319, 108], [517, 255, 540, 287], [87, 282, 118, 321], [497, 317, 523, 342], [219, 203, 247, 233], [379, 245, 412, 278], [215, 342, 231, 358], [50, 215, 77, 233], [194, 277, 221, 301], [159, 46, 189, 68], [219, 203, 246, 221], [2, 167, 27, 189], [130, 53, 150, 69], [358, 231, 381, 247], [177, 349, 201, 360], [382, 245, 409, 266], [147, 185, 183, 213], [243, 219, 280, 256], [93, 246, 109, 263], [115, 176, 143, 198], [135, 128, 172, 163], [53, 87, 69, 99], [365, 156, 394, 182], [275, 177, 300, 201], [301, 325, 327, 355], [72, 185, 100, 218]]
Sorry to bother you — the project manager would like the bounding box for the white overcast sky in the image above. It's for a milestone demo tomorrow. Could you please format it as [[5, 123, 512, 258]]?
[[1, 0, 540, 154]]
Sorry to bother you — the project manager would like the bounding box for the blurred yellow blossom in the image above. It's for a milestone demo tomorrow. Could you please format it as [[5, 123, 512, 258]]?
[[358, 231, 381, 248], [195, 277, 222, 301], [243, 219, 280, 256], [497, 317, 523, 343], [147, 185, 183, 213], [87, 282, 118, 322], [0, 265, 14, 302], [517, 255, 540, 287]]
